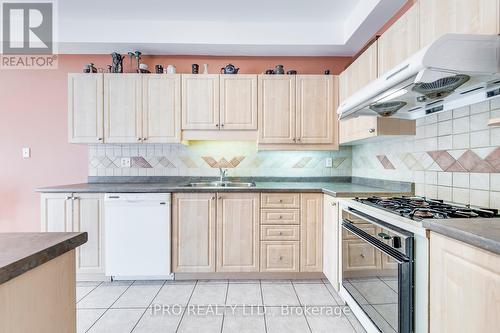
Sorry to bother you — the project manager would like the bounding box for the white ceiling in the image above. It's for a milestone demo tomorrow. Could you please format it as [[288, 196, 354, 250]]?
[[55, 0, 406, 56]]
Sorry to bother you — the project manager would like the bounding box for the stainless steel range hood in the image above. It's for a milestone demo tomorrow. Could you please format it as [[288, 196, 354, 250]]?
[[338, 34, 500, 120]]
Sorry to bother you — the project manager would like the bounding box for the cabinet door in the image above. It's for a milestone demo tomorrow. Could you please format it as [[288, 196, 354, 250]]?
[[300, 193, 323, 272], [181, 74, 220, 130], [420, 0, 499, 47], [172, 193, 216, 272], [378, 3, 419, 76], [323, 195, 339, 290], [73, 194, 105, 277], [142, 74, 181, 143], [430, 232, 500, 332], [258, 75, 296, 144], [68, 74, 104, 143], [339, 41, 378, 103], [40, 193, 72, 232], [104, 74, 142, 143], [296, 75, 336, 144], [217, 193, 259, 272], [220, 75, 258, 130]]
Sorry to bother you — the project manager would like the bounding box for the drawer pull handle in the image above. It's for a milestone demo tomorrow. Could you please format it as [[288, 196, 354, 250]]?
[[279, 256, 283, 260], [279, 199, 283, 203], [360, 254, 365, 258], [279, 231, 283, 235], [279, 215, 283, 219]]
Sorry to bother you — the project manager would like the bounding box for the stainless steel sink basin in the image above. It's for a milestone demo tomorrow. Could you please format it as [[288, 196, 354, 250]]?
[[185, 181, 256, 188]]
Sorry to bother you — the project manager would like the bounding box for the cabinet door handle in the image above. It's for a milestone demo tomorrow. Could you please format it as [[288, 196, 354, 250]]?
[[211, 196, 215, 200], [98, 138, 103, 141], [279, 256, 283, 260], [142, 137, 147, 141], [279, 199, 283, 203], [66, 196, 72, 200], [221, 124, 224, 127], [331, 202, 337, 207], [137, 137, 142, 141], [292, 138, 296, 142], [368, 128, 375, 133], [278, 231, 283, 235], [218, 196, 222, 200], [215, 124, 219, 127], [297, 138, 301, 142]]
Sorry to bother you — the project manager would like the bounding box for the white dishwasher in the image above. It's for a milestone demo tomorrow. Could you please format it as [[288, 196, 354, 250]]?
[[104, 193, 172, 280]]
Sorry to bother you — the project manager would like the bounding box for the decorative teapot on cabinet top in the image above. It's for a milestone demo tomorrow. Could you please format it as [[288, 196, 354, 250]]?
[[221, 64, 239, 74]]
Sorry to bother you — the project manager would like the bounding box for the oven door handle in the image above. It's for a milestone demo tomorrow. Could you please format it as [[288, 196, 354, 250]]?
[[342, 219, 409, 264]]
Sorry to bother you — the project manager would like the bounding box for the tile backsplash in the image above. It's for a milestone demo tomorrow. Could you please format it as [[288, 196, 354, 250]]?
[[352, 99, 500, 209], [89, 141, 352, 178]]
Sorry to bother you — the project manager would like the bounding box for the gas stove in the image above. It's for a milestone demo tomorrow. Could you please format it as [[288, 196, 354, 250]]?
[[354, 196, 500, 221]]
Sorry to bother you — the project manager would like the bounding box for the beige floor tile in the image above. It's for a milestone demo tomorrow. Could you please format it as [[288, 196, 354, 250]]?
[[132, 307, 183, 333], [77, 284, 130, 309], [177, 307, 223, 333], [222, 306, 266, 333], [261, 283, 300, 306], [87, 308, 144, 333], [188, 283, 228, 306], [265, 306, 311, 333], [294, 283, 337, 306], [112, 283, 163, 308], [152, 283, 195, 307], [226, 283, 262, 306], [305, 311, 355, 333], [77, 309, 106, 333], [77, 286, 97, 302]]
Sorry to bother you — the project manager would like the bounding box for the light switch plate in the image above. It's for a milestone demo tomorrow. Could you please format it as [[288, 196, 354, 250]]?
[[325, 157, 333, 168], [22, 147, 30, 159], [120, 157, 131, 168]]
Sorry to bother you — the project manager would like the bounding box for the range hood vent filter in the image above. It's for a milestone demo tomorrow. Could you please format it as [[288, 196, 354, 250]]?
[[369, 101, 407, 117], [412, 74, 470, 99]]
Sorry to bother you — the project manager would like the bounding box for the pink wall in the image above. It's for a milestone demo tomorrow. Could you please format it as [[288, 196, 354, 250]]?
[[0, 54, 351, 232]]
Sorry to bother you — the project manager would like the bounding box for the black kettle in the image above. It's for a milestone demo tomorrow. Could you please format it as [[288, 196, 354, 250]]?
[[221, 64, 239, 74]]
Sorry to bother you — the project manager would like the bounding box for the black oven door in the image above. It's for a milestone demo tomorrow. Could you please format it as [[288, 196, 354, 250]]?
[[342, 209, 413, 333]]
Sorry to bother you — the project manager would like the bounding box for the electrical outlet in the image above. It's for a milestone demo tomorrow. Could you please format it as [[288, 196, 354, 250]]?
[[325, 157, 333, 168], [22, 147, 31, 159], [120, 157, 131, 168]]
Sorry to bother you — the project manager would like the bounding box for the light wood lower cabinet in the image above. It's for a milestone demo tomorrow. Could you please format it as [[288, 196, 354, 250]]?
[[40, 193, 105, 280], [216, 193, 260, 272], [260, 241, 300, 272], [300, 193, 323, 272], [172, 193, 216, 273], [430, 232, 500, 333], [323, 195, 339, 290]]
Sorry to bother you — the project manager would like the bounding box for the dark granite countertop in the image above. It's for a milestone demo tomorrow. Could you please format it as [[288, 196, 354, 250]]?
[[423, 219, 500, 256], [36, 177, 413, 198], [0, 232, 87, 285]]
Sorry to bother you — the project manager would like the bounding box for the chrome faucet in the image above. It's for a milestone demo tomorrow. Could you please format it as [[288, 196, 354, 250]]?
[[219, 168, 228, 183]]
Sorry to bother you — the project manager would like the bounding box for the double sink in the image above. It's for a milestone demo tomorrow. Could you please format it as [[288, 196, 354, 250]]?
[[185, 181, 256, 188]]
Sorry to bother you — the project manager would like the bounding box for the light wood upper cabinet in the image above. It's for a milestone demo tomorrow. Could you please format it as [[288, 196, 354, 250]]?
[[172, 193, 216, 273], [300, 193, 323, 272], [296, 75, 336, 145], [378, 3, 420, 76], [339, 41, 378, 104], [142, 75, 181, 143], [72, 193, 105, 277], [104, 74, 142, 143], [339, 116, 416, 145], [323, 195, 339, 290], [258, 75, 296, 144], [68, 74, 103, 143], [182, 74, 220, 130], [430, 232, 500, 332], [420, 0, 500, 47], [216, 193, 260, 272], [220, 75, 257, 130]]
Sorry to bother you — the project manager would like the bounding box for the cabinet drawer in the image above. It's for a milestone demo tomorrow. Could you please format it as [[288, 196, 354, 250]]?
[[261, 193, 300, 208], [261, 209, 300, 225], [261, 225, 300, 241], [342, 239, 380, 272], [260, 241, 299, 272]]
